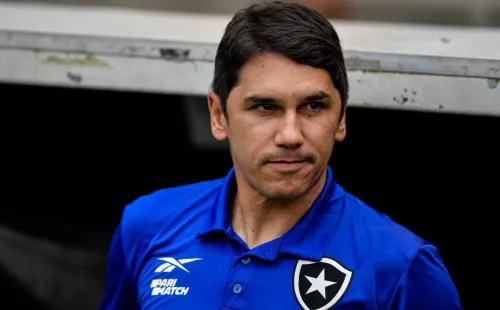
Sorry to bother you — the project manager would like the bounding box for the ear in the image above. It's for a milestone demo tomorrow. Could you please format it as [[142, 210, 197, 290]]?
[[335, 111, 346, 142], [208, 90, 228, 141]]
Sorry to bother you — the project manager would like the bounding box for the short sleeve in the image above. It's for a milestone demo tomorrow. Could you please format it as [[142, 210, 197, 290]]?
[[388, 245, 462, 310]]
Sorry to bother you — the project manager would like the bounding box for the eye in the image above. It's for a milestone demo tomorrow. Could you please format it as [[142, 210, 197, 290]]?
[[305, 102, 324, 111], [254, 104, 276, 111]]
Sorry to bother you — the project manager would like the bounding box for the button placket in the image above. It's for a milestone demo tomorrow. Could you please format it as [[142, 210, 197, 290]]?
[[221, 254, 256, 309]]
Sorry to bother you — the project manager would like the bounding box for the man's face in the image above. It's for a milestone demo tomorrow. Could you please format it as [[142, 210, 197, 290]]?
[[209, 53, 346, 201]]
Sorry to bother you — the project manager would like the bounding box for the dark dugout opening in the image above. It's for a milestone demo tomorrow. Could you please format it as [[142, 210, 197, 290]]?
[[1, 82, 497, 309]]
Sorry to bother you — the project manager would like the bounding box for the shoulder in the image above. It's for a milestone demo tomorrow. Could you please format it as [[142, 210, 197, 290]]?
[[114, 177, 226, 280], [338, 193, 461, 308], [119, 177, 225, 245], [387, 243, 461, 309], [341, 192, 425, 260]]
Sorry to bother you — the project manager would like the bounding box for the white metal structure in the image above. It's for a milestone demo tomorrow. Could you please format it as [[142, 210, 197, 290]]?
[[0, 2, 499, 116]]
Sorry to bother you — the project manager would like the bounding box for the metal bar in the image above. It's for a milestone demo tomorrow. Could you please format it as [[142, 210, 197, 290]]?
[[0, 31, 218, 62], [1, 31, 500, 79], [1, 43, 498, 116], [344, 52, 500, 79]]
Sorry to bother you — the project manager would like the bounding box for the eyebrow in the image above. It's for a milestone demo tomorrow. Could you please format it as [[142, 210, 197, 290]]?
[[243, 91, 332, 105], [243, 95, 277, 106], [304, 91, 332, 102]]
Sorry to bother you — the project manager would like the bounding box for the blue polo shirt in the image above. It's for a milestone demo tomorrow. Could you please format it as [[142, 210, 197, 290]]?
[[99, 167, 461, 310]]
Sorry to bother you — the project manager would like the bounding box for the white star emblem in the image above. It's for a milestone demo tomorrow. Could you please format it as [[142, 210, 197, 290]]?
[[304, 269, 337, 299]]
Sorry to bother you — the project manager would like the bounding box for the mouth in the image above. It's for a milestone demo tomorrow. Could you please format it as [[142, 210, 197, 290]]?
[[266, 160, 308, 172]]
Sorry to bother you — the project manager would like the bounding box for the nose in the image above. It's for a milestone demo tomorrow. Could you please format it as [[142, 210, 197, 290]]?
[[274, 112, 304, 149]]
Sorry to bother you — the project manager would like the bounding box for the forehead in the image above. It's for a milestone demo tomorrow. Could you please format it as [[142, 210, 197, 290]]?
[[234, 53, 336, 97]]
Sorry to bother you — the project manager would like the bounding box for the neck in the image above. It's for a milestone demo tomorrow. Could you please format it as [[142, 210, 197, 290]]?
[[231, 170, 327, 249]]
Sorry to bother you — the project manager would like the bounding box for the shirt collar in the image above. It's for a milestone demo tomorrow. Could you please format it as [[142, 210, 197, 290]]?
[[196, 167, 235, 237], [196, 166, 345, 261], [279, 166, 345, 261]]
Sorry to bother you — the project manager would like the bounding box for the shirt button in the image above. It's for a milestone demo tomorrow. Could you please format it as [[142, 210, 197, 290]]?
[[233, 283, 242, 294], [241, 257, 251, 264]]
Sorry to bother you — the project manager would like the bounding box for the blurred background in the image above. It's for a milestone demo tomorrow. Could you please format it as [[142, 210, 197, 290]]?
[[4, 0, 500, 26], [1, 1, 499, 309]]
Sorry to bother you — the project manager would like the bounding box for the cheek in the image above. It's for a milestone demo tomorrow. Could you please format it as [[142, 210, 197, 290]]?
[[304, 119, 338, 151], [228, 120, 267, 157]]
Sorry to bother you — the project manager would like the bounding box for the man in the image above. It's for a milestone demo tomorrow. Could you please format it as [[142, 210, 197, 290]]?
[[99, 2, 462, 309]]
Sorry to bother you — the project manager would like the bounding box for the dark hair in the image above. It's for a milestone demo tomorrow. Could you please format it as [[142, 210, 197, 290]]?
[[211, 1, 349, 117]]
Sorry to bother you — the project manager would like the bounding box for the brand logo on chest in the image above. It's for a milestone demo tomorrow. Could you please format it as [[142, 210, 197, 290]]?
[[150, 257, 202, 297]]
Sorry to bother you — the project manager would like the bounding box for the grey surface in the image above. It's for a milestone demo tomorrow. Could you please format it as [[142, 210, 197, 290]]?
[[1, 0, 499, 26]]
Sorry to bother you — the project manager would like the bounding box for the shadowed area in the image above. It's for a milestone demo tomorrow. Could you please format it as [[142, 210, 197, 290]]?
[[1, 82, 498, 309]]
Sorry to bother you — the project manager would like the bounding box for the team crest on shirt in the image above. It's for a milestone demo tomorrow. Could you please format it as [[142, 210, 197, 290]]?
[[293, 257, 353, 310]]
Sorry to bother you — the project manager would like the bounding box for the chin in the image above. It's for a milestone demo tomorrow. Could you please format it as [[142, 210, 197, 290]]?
[[260, 181, 310, 201]]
